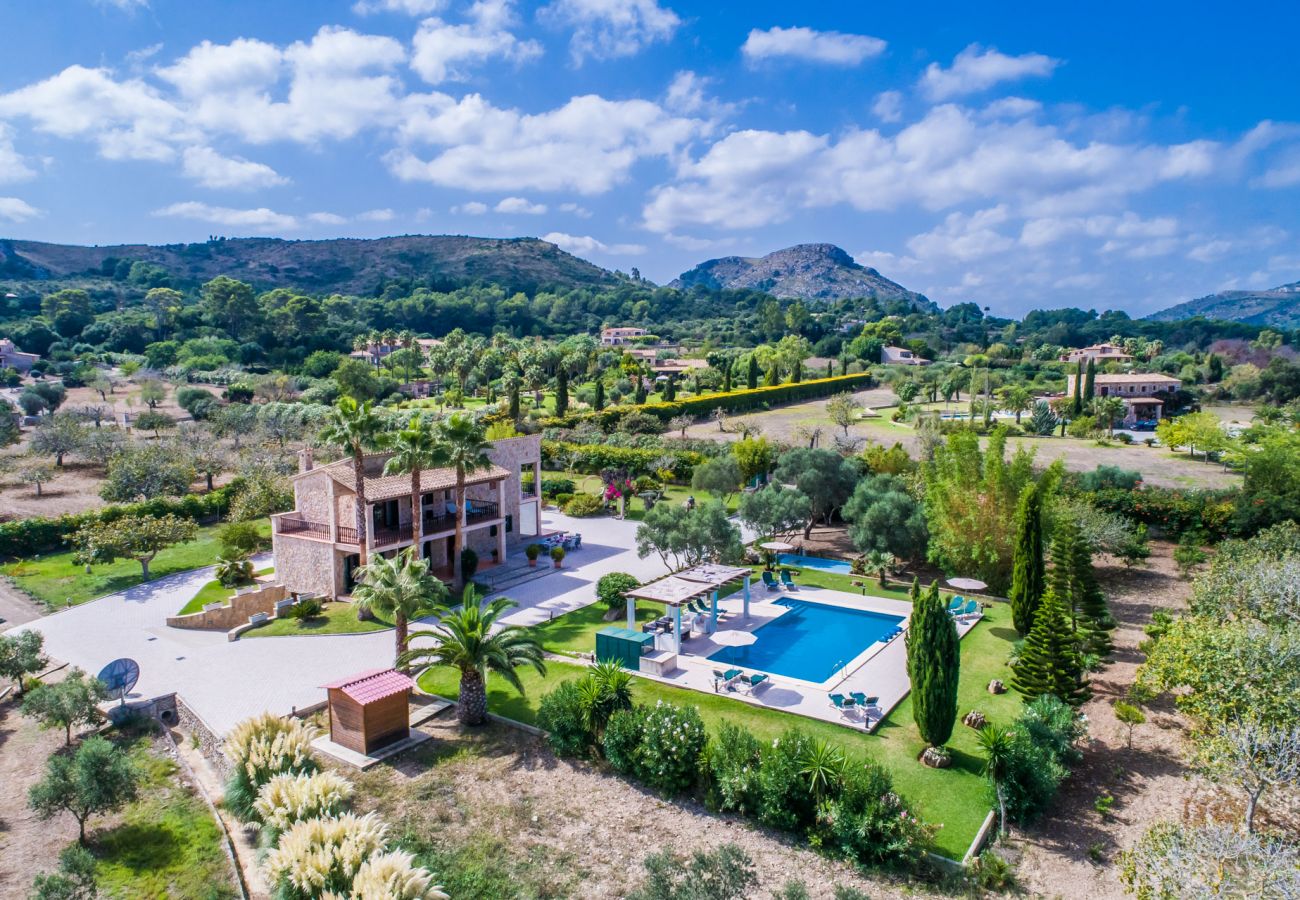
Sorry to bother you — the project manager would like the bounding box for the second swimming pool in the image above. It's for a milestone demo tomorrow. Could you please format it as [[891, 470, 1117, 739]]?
[[777, 553, 853, 574], [707, 597, 904, 683]]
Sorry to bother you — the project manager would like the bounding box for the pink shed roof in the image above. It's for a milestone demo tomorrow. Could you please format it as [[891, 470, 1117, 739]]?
[[322, 668, 414, 705]]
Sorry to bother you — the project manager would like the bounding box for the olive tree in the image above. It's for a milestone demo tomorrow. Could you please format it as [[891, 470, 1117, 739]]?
[[72, 513, 198, 580]]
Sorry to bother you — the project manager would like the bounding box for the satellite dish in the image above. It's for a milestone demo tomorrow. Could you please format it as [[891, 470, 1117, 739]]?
[[97, 658, 140, 706]]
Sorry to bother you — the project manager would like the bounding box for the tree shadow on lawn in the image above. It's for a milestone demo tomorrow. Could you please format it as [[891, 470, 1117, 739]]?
[[988, 626, 1020, 642], [91, 821, 182, 874]]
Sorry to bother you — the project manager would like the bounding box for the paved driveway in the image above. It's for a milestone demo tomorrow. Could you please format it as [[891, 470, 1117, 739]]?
[[5, 511, 683, 736]]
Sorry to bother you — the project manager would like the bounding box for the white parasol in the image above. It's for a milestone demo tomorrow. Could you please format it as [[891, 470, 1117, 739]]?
[[759, 541, 795, 553], [946, 577, 988, 592]]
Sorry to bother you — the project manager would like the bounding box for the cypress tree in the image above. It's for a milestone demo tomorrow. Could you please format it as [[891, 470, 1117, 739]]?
[[1009, 483, 1045, 636], [1010, 588, 1090, 707], [663, 377, 676, 402], [826, 360, 833, 378], [1072, 361, 1083, 415], [509, 383, 521, 420], [723, 366, 733, 393], [746, 355, 759, 390], [1083, 359, 1096, 403], [634, 377, 647, 405], [839, 355, 848, 376], [554, 368, 569, 417], [765, 363, 779, 387], [593, 379, 605, 411], [792, 359, 802, 383], [905, 581, 960, 748]]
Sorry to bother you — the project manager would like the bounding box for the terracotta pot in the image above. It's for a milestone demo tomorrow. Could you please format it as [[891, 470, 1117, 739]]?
[[528, 558, 537, 567]]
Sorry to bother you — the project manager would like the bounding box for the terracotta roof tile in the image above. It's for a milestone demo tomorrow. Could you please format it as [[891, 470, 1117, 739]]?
[[323, 668, 414, 705]]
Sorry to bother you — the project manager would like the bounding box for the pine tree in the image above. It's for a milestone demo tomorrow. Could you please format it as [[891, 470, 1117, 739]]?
[[1009, 483, 1046, 636], [746, 356, 759, 390], [1072, 535, 1114, 660], [1083, 359, 1096, 403], [1010, 588, 1090, 706], [593, 379, 605, 411], [906, 581, 960, 747]]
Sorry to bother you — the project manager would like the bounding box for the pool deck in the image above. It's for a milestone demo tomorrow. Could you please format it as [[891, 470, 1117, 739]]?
[[636, 585, 983, 733]]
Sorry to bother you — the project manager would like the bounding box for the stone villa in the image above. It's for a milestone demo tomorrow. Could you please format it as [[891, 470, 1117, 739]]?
[[0, 338, 39, 373], [881, 345, 929, 365], [600, 326, 647, 346], [1064, 372, 1182, 426], [271, 434, 543, 598], [1061, 343, 1135, 364]]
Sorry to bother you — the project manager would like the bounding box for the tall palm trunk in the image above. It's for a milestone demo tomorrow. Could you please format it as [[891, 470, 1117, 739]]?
[[453, 468, 465, 583], [410, 462, 422, 555], [394, 611, 409, 668], [459, 667, 487, 725], [353, 447, 369, 566]]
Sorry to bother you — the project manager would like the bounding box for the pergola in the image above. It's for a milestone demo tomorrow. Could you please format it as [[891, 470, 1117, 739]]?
[[623, 563, 752, 654]]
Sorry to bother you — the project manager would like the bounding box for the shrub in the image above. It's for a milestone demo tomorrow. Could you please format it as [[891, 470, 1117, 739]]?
[[702, 721, 763, 816], [263, 812, 388, 899], [629, 701, 707, 795], [215, 555, 255, 587], [550, 545, 566, 565], [554, 492, 575, 507], [563, 493, 604, 517], [525, 543, 542, 561], [540, 477, 575, 497], [756, 729, 817, 832], [219, 520, 267, 556], [998, 695, 1085, 825], [223, 713, 319, 821], [627, 844, 757, 900], [1067, 415, 1097, 439], [596, 572, 640, 611], [460, 547, 479, 582], [542, 440, 704, 481], [815, 761, 932, 870], [603, 705, 647, 775], [288, 597, 322, 620], [1077, 465, 1142, 493], [537, 681, 592, 758], [252, 770, 353, 845]]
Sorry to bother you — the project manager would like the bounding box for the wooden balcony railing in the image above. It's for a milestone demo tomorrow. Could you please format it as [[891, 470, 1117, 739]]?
[[275, 516, 331, 540]]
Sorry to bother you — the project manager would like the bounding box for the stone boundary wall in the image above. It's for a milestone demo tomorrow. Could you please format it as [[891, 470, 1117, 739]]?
[[166, 583, 287, 631], [175, 694, 231, 778]]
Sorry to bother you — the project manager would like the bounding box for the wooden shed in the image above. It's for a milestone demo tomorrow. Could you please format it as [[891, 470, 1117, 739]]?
[[322, 668, 414, 755]]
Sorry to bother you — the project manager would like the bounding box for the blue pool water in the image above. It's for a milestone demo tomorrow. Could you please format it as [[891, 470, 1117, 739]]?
[[707, 598, 904, 682], [777, 553, 852, 574]]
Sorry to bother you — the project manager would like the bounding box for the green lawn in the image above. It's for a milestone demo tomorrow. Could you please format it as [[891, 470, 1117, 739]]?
[[538, 469, 739, 521], [418, 597, 1020, 859], [93, 733, 237, 898], [0, 520, 270, 609], [177, 567, 274, 616], [243, 599, 407, 638]]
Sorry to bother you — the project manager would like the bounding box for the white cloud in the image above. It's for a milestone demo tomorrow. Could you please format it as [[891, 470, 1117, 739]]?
[[741, 27, 886, 66], [1254, 152, 1300, 188], [495, 196, 547, 214], [94, 0, 149, 11], [643, 105, 1222, 233], [0, 197, 40, 222], [392, 92, 702, 194], [664, 71, 735, 119], [352, 0, 445, 14], [0, 126, 36, 184], [542, 231, 645, 255], [451, 201, 489, 214], [907, 205, 1015, 262], [872, 91, 902, 123], [357, 207, 395, 221], [1187, 239, 1233, 262], [920, 44, 1060, 100], [981, 97, 1042, 119], [410, 2, 542, 84], [153, 200, 299, 231], [1019, 212, 1178, 249], [539, 0, 680, 63], [307, 211, 348, 225], [181, 146, 287, 189]]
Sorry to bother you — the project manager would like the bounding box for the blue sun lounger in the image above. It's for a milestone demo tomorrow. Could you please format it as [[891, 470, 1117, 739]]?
[[762, 570, 781, 591], [780, 569, 797, 590]]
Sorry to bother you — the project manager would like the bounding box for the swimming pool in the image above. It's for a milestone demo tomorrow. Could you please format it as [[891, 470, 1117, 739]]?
[[707, 597, 904, 683], [777, 553, 852, 575]]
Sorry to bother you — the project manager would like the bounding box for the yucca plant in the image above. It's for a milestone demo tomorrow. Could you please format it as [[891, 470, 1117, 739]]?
[[797, 738, 847, 804], [264, 812, 388, 900], [253, 771, 354, 847], [323, 850, 448, 900], [224, 713, 319, 821]]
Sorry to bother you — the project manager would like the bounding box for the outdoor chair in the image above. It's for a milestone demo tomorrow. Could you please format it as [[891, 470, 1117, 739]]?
[[947, 596, 964, 613], [829, 693, 857, 715], [780, 570, 797, 590], [957, 600, 980, 619], [573, 534, 582, 548], [713, 668, 742, 691], [740, 673, 769, 693], [850, 692, 880, 711], [762, 571, 781, 591]]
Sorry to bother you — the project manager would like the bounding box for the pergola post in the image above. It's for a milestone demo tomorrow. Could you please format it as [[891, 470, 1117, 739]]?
[[710, 590, 718, 631], [742, 574, 751, 619], [673, 603, 682, 654], [626, 595, 635, 631]]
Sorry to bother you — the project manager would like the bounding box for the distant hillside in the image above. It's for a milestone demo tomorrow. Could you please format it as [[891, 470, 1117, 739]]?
[[0, 235, 622, 296], [671, 243, 935, 311], [1148, 281, 1300, 327]]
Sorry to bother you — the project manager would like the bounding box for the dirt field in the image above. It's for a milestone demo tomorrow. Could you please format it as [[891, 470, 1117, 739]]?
[[682, 388, 1241, 490]]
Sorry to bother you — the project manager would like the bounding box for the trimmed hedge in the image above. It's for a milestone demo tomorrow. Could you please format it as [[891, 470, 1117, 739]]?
[[539, 372, 875, 430], [542, 441, 706, 480], [0, 482, 240, 558]]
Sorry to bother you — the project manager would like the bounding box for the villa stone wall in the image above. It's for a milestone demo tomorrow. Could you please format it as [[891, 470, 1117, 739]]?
[[486, 434, 543, 544], [293, 469, 334, 523], [166, 583, 288, 631], [273, 533, 338, 599]]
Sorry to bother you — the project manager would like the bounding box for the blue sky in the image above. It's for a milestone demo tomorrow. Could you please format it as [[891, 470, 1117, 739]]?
[[1, 0, 1298, 316]]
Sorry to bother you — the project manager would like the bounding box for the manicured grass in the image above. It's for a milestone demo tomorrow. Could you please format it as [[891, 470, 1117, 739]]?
[[418, 599, 1020, 859], [177, 567, 273, 616], [93, 733, 237, 898], [243, 599, 405, 638], [538, 469, 739, 521], [0, 520, 271, 609], [528, 600, 664, 654]]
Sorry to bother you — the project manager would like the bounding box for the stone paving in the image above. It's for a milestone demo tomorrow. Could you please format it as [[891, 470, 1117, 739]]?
[[4, 511, 677, 736]]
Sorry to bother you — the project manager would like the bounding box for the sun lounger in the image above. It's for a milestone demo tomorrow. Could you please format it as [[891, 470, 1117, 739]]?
[[713, 668, 742, 691], [829, 693, 857, 715], [957, 599, 980, 619], [780, 570, 797, 590], [850, 692, 880, 710], [947, 596, 964, 612], [762, 571, 781, 591], [740, 673, 769, 692]]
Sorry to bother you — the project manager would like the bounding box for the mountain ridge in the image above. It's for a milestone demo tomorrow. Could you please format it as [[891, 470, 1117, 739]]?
[[1147, 280, 1300, 327], [670, 243, 935, 311]]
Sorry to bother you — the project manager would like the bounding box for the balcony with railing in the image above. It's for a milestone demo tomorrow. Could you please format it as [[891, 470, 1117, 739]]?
[[422, 499, 499, 535], [274, 515, 332, 540], [276, 498, 500, 549]]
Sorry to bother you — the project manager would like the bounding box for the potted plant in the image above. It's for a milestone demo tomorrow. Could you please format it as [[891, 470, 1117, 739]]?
[[551, 545, 566, 568], [525, 543, 542, 567]]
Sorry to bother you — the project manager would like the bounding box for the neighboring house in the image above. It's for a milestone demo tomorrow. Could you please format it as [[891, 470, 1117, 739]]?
[[651, 358, 708, 378], [0, 338, 39, 373], [1061, 343, 1134, 364], [601, 327, 647, 346], [1064, 372, 1182, 426], [271, 434, 543, 599], [881, 345, 930, 366]]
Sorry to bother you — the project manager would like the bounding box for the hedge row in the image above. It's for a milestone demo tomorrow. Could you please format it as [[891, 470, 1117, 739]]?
[[539, 372, 875, 430], [541, 440, 705, 480], [1088, 485, 1240, 540], [0, 482, 240, 558]]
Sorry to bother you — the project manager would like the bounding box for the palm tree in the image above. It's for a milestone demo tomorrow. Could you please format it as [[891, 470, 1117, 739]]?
[[439, 412, 491, 584], [999, 385, 1034, 424], [318, 397, 383, 565], [1095, 395, 1128, 437], [381, 414, 445, 555], [352, 547, 447, 666], [399, 589, 546, 725], [976, 724, 1016, 840], [863, 549, 894, 588]]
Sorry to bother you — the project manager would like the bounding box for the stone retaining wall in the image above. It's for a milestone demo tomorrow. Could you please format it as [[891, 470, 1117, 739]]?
[[166, 583, 287, 631]]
